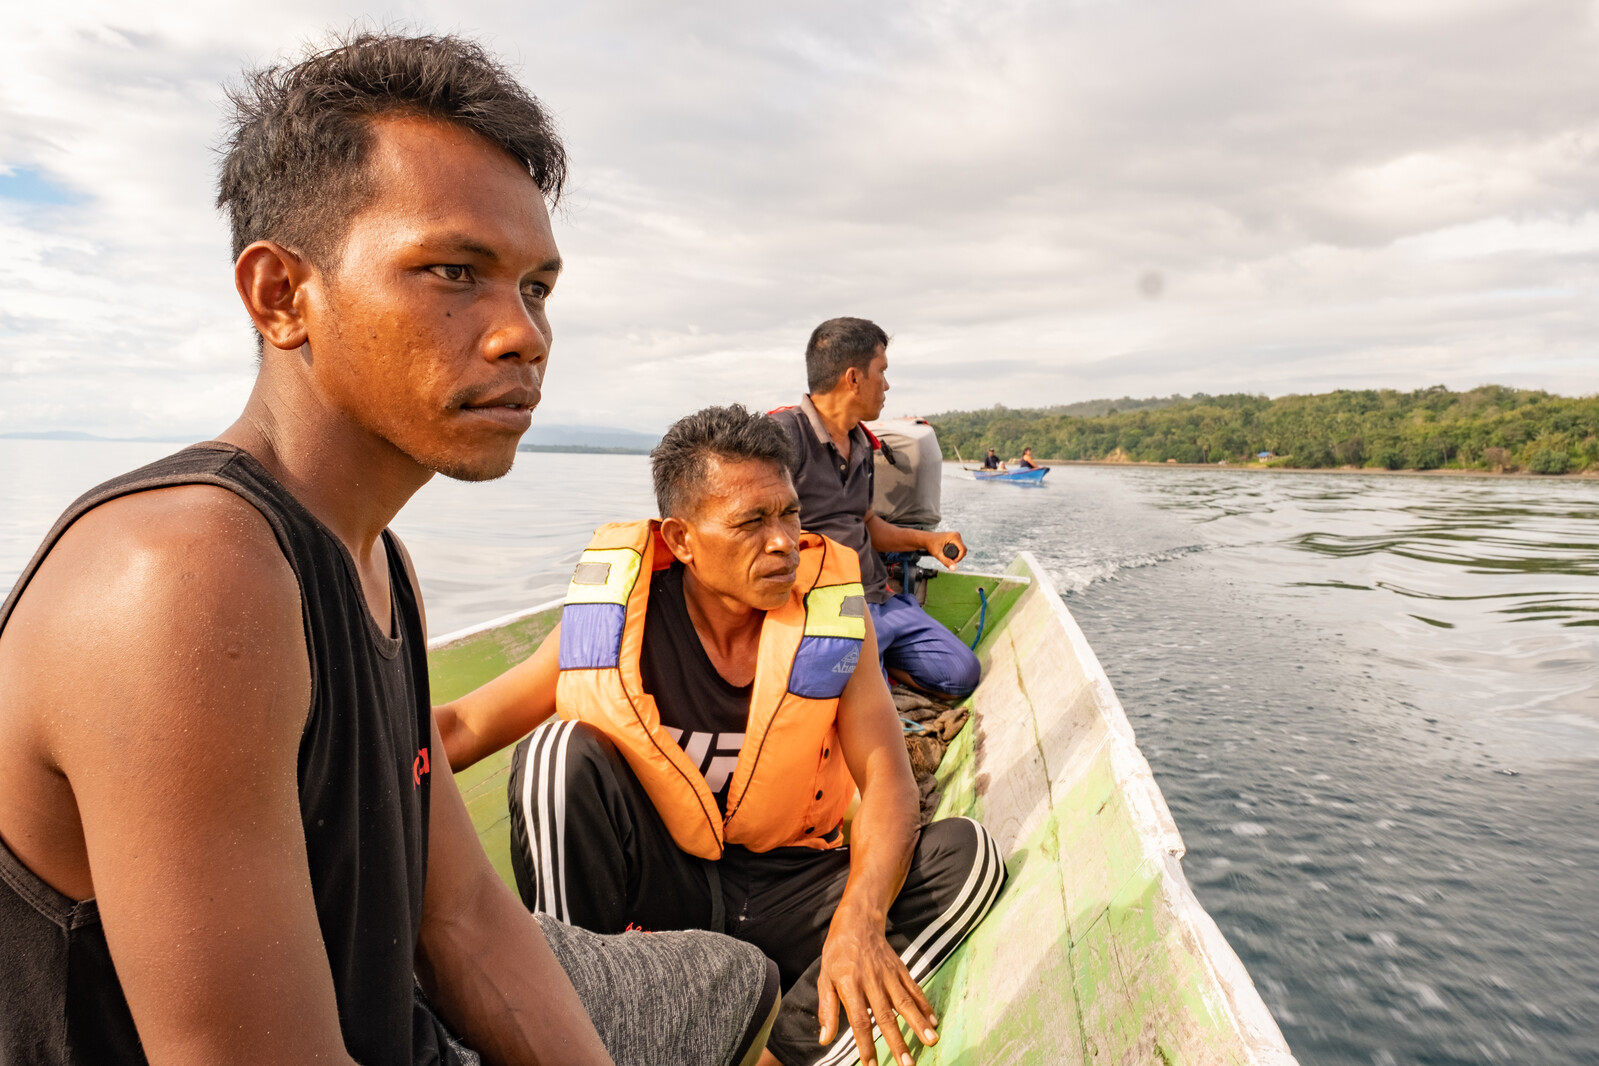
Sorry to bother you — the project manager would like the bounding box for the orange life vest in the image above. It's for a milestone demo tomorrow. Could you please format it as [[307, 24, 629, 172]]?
[[555, 520, 866, 860]]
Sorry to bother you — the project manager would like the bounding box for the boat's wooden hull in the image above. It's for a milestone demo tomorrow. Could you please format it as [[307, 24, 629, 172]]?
[[425, 555, 1296, 1065], [909, 555, 1295, 1065]]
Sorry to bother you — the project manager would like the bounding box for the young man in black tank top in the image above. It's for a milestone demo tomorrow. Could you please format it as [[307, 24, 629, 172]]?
[[0, 34, 774, 1066], [438, 407, 1006, 1066]]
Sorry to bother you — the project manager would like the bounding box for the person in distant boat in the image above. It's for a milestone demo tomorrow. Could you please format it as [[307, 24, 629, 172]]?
[[981, 448, 1005, 471], [770, 318, 982, 700], [0, 33, 775, 1066], [1014, 448, 1039, 470], [435, 404, 1006, 1066]]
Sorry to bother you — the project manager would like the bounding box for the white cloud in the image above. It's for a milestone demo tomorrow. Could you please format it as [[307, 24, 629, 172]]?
[[2, 0, 1598, 439]]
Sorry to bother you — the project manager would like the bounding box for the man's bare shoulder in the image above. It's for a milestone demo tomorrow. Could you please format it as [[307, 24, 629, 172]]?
[[2, 479, 308, 729], [0, 483, 311, 899], [24, 482, 300, 620]]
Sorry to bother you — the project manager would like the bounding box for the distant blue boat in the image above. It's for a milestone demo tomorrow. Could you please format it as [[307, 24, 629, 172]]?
[[972, 466, 1048, 483]]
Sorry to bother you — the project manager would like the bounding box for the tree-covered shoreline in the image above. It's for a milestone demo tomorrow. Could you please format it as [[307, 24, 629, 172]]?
[[929, 386, 1599, 474]]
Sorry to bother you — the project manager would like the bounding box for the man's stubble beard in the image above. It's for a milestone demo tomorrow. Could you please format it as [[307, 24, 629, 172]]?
[[371, 399, 523, 483], [319, 296, 527, 483], [418, 439, 520, 483]]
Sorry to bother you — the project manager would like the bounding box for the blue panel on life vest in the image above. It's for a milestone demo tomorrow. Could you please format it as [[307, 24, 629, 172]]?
[[788, 635, 862, 699], [560, 602, 626, 669]]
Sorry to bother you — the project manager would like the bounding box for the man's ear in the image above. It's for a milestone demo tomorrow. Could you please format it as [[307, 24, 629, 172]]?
[[659, 516, 695, 566], [234, 240, 317, 353]]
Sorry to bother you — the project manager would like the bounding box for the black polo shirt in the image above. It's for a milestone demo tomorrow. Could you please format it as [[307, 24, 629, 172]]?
[[772, 396, 890, 603]]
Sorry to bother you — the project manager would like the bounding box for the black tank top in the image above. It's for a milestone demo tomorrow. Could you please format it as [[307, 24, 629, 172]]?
[[639, 562, 753, 812], [0, 443, 453, 1065]]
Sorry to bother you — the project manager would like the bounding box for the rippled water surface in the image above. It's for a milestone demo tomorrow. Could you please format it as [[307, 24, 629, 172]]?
[[4, 442, 1597, 1065], [941, 466, 1599, 1066]]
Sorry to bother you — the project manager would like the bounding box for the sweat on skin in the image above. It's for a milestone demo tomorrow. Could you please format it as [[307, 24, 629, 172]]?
[[0, 104, 627, 1064]]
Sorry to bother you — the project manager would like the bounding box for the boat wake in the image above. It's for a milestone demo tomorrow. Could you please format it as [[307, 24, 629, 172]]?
[[1050, 543, 1211, 595]]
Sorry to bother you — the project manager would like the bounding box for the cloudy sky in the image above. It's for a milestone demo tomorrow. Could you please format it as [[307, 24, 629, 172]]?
[[3, 0, 1599, 438]]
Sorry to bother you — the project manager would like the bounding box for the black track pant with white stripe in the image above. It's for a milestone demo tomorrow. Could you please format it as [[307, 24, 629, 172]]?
[[508, 720, 1007, 1066]]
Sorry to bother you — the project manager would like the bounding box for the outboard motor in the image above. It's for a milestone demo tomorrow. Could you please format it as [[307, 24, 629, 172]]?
[[866, 417, 942, 528], [865, 417, 944, 599]]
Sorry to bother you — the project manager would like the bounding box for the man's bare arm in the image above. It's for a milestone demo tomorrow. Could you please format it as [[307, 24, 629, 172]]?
[[390, 540, 606, 1063], [434, 623, 561, 770], [864, 511, 966, 570], [815, 615, 936, 1066], [415, 711, 612, 1065], [13, 488, 356, 1065], [388, 549, 610, 1066]]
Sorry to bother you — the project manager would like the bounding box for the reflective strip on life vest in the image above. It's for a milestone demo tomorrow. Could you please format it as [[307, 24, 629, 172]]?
[[802, 582, 867, 640], [564, 548, 643, 605], [788, 581, 867, 699], [559, 547, 643, 670]]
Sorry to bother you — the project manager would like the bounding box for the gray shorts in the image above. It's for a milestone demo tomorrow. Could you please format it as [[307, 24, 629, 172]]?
[[424, 914, 776, 1066]]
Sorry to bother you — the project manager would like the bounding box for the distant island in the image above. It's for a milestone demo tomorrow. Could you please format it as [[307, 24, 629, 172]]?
[[517, 443, 651, 455], [930, 386, 1599, 475], [516, 422, 658, 455]]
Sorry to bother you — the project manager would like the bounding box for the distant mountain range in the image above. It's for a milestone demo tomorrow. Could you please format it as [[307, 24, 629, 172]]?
[[1, 423, 664, 453]]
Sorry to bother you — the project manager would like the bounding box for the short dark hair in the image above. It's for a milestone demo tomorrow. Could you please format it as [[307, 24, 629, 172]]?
[[805, 317, 889, 394], [651, 405, 796, 519], [217, 31, 566, 266]]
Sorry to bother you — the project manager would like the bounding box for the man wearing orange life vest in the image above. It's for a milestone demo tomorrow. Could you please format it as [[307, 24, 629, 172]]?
[[436, 405, 1004, 1066]]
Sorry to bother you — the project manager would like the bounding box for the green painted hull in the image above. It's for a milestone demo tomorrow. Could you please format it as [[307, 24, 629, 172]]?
[[426, 557, 1296, 1065]]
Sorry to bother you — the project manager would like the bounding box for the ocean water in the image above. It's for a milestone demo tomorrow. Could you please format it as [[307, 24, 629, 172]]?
[[0, 440, 658, 634], [939, 466, 1599, 1066], [3, 440, 1596, 1065]]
